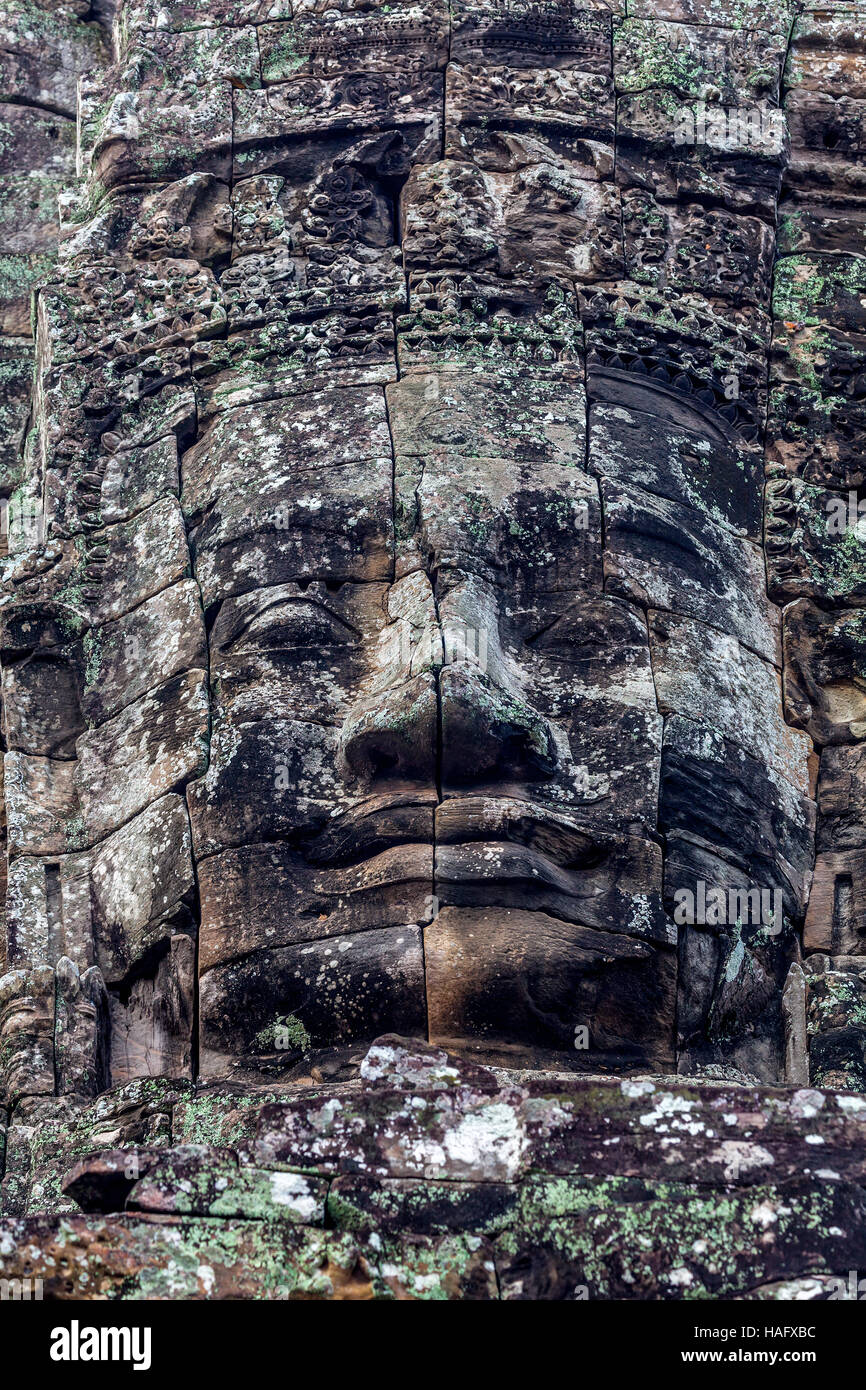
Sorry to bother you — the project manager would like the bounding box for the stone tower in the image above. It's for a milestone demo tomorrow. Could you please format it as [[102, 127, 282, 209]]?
[[0, 0, 865, 1300]]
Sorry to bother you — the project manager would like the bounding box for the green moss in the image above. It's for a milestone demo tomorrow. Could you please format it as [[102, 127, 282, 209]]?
[[617, 18, 721, 98], [63, 813, 86, 851], [262, 26, 305, 81], [3, 0, 105, 46], [82, 628, 101, 687], [503, 1178, 847, 1299], [326, 1189, 369, 1234], [56, 558, 86, 612], [173, 1091, 278, 1149], [0, 252, 55, 309], [774, 254, 866, 326], [821, 526, 866, 601], [66, 178, 109, 228]]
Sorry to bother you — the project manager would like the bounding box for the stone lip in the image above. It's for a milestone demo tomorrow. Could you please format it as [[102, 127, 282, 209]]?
[[2, 1037, 866, 1299]]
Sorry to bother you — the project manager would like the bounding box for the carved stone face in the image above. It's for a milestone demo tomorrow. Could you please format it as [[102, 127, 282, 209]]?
[[5, 0, 851, 1110], [184, 359, 678, 1078]]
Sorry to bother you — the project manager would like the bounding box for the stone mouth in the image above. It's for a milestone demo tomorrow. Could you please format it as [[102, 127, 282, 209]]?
[[307, 791, 619, 870], [435, 839, 599, 900], [431, 839, 633, 936], [434, 794, 620, 868], [304, 792, 622, 903], [303, 789, 438, 865]]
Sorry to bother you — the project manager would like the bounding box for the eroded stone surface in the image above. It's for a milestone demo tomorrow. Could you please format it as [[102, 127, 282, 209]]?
[[0, 0, 863, 1301], [1, 1037, 865, 1299]]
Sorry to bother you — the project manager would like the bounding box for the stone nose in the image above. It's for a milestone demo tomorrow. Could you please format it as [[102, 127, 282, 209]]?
[[437, 577, 558, 789], [339, 571, 440, 785], [340, 572, 558, 793], [340, 671, 439, 783], [439, 663, 557, 788]]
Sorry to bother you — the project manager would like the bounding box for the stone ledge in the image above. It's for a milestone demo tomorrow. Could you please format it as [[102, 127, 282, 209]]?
[[1, 1038, 865, 1299]]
